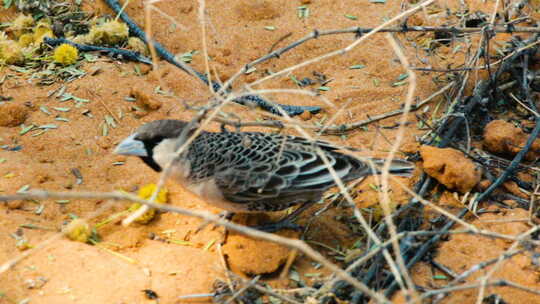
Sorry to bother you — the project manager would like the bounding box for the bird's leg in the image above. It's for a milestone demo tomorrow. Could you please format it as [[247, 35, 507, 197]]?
[[252, 201, 316, 232], [220, 123, 229, 133]]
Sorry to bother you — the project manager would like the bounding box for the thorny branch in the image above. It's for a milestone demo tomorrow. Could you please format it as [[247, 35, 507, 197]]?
[[245, 26, 540, 72]]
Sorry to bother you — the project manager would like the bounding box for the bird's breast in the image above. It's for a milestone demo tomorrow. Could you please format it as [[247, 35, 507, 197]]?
[[172, 172, 254, 213]]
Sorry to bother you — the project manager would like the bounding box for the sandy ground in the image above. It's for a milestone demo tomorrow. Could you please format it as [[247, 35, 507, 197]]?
[[1, 0, 540, 303]]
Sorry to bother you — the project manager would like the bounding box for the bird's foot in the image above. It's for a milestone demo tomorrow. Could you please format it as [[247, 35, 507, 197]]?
[[252, 219, 303, 233], [252, 201, 315, 232]]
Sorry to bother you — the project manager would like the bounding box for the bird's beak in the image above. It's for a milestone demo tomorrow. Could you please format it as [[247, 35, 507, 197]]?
[[114, 133, 147, 156]]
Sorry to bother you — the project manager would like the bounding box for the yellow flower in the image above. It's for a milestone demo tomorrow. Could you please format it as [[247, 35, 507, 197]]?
[[18, 33, 34, 47], [127, 37, 149, 56], [0, 40, 23, 65], [33, 20, 54, 44], [88, 20, 129, 45], [53, 43, 78, 65], [63, 218, 91, 243], [138, 183, 168, 202], [10, 14, 34, 39], [128, 184, 168, 224], [71, 34, 92, 45], [16, 239, 33, 251]]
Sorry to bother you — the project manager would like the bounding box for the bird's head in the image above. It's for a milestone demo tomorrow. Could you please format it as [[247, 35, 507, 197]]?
[[114, 119, 190, 172]]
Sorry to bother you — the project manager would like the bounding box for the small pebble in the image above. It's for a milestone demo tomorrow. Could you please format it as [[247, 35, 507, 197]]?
[[7, 200, 23, 209], [299, 110, 313, 121]]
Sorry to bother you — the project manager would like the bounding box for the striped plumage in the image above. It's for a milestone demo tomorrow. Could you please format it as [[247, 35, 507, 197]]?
[[115, 119, 413, 216]]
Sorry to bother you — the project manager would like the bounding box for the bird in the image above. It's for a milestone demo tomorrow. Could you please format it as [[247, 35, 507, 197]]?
[[114, 119, 414, 231]]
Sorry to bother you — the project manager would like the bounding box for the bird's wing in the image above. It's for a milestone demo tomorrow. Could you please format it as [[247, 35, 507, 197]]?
[[193, 133, 368, 203]]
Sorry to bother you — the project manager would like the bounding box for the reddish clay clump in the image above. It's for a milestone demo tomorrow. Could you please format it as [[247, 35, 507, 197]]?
[[223, 214, 299, 275], [483, 120, 540, 161], [420, 145, 481, 193], [0, 103, 28, 127], [130, 87, 162, 111]]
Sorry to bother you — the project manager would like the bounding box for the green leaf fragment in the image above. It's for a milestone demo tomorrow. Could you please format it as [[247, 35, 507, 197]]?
[[59, 93, 90, 105], [20, 223, 40, 229], [170, 240, 193, 246], [20, 124, 35, 135], [369, 184, 380, 191], [4, 0, 14, 9], [290, 75, 301, 86], [269, 296, 282, 304], [203, 239, 216, 251], [397, 73, 409, 81], [392, 80, 408, 87], [350, 64, 366, 69], [105, 115, 116, 128], [35, 204, 44, 215], [289, 269, 301, 281], [297, 5, 309, 19], [17, 184, 30, 193], [178, 50, 197, 63], [39, 124, 58, 129], [31, 130, 47, 137], [40, 106, 52, 115], [83, 54, 98, 62]]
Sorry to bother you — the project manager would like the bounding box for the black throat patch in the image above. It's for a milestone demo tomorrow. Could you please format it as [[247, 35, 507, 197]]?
[[140, 156, 162, 172]]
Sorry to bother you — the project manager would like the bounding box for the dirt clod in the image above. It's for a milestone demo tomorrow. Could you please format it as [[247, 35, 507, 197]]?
[[6, 200, 23, 209], [483, 120, 540, 161], [477, 179, 492, 191], [0, 103, 29, 127], [420, 145, 481, 193], [299, 110, 313, 120], [223, 214, 299, 275], [130, 87, 162, 111], [502, 180, 528, 199]]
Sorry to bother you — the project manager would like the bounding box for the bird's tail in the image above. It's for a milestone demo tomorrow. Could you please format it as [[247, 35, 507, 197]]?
[[366, 158, 415, 177]]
